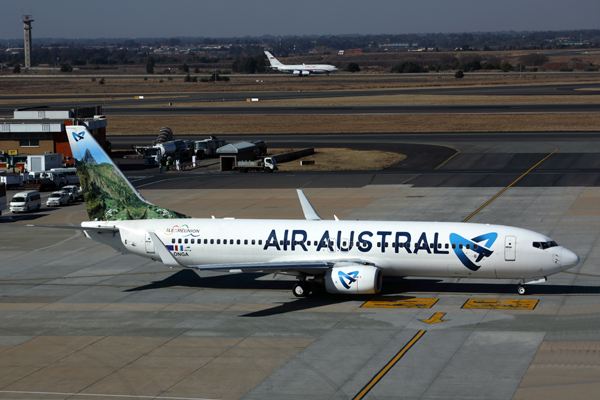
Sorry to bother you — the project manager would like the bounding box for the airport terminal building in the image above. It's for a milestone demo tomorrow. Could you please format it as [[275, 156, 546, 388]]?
[[0, 106, 107, 169]]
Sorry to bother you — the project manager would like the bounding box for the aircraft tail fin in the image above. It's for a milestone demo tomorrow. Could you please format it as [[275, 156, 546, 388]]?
[[264, 51, 284, 67], [65, 125, 189, 221]]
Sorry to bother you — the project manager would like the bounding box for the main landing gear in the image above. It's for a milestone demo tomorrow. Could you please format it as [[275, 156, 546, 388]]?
[[292, 280, 312, 298], [517, 285, 527, 295]]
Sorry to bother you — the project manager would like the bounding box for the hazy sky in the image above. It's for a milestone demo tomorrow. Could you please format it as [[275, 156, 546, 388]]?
[[2, 0, 599, 40]]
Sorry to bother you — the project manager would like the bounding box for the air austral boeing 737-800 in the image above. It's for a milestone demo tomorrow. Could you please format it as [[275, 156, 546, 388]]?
[[265, 51, 338, 75], [31, 126, 580, 297]]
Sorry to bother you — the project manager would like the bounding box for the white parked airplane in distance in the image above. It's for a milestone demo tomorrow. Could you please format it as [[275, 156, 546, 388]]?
[[32, 126, 579, 297], [265, 51, 338, 75]]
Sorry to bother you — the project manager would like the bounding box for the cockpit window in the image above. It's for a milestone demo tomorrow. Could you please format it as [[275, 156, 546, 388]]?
[[533, 241, 559, 250]]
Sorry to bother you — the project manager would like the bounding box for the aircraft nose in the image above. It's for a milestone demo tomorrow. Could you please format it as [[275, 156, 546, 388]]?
[[562, 248, 580, 269]]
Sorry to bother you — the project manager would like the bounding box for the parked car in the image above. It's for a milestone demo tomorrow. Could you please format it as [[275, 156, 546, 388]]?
[[61, 185, 83, 202], [47, 191, 70, 207], [10, 190, 41, 213]]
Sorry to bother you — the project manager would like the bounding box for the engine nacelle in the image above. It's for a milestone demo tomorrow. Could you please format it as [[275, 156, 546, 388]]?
[[301, 70, 311, 75], [325, 264, 382, 294], [293, 70, 301, 75]]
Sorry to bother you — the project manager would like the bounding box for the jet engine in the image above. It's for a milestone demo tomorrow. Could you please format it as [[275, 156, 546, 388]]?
[[324, 264, 382, 294], [302, 70, 311, 75]]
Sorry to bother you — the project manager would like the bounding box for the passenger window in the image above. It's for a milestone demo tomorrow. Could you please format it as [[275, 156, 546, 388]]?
[[377, 242, 381, 247], [204, 239, 208, 244], [178, 239, 182, 244], [244, 240, 248, 245], [385, 243, 388, 247], [445, 244, 449, 249], [465, 244, 469, 249], [452, 244, 456, 249], [237, 239, 240, 245], [307, 241, 311, 246], [191, 239, 194, 244], [184, 239, 188, 244], [399, 243, 404, 248], [223, 240, 227, 245], [259, 240, 262, 245], [287, 241, 290, 246], [459, 244, 463, 249], [217, 239, 221, 244], [314, 241, 318, 246], [172, 239, 176, 244], [473, 244, 477, 250], [252, 240, 255, 245], [210, 239, 214, 244], [280, 240, 283, 245]]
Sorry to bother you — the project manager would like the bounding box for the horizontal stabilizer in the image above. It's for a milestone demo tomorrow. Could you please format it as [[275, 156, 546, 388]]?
[[27, 224, 119, 233]]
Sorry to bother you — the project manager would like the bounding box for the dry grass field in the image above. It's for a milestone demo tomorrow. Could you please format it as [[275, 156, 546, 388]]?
[[106, 113, 600, 136], [271, 148, 406, 172]]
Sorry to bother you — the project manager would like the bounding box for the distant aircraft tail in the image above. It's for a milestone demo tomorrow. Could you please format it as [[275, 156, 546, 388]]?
[[66, 125, 189, 221], [265, 51, 284, 68]]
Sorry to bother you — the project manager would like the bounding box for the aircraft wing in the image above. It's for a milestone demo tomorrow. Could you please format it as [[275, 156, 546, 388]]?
[[147, 231, 365, 274]]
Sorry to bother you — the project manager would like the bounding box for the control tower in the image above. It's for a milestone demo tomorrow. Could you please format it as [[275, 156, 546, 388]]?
[[22, 15, 34, 68]]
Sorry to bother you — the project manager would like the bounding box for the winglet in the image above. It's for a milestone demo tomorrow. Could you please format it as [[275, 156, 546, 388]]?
[[147, 231, 184, 268], [296, 189, 322, 220]]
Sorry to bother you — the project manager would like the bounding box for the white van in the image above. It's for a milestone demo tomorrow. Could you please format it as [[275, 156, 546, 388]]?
[[10, 190, 41, 213]]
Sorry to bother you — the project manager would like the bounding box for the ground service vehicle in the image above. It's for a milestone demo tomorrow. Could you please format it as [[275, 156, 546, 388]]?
[[49, 168, 79, 184], [194, 138, 226, 158], [10, 190, 41, 213], [233, 157, 278, 173], [0, 173, 24, 189], [144, 140, 189, 165], [47, 191, 70, 207], [0, 183, 6, 216], [25, 172, 69, 191]]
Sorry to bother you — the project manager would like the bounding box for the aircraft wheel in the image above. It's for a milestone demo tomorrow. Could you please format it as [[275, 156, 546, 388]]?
[[292, 282, 311, 298], [517, 285, 527, 295]]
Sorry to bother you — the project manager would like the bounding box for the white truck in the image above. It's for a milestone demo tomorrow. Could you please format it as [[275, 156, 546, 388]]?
[[0, 173, 24, 189], [194, 137, 226, 159], [144, 140, 190, 165], [233, 157, 278, 173], [24, 171, 69, 191], [62, 185, 83, 202]]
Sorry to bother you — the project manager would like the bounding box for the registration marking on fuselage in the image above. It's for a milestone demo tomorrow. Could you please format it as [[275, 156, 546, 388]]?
[[462, 299, 539, 310], [362, 298, 438, 309]]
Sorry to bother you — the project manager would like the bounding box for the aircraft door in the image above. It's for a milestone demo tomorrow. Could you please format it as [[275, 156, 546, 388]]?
[[504, 236, 516, 261], [145, 231, 155, 254]]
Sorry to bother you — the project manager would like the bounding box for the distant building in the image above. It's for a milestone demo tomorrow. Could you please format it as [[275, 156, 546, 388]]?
[[0, 106, 107, 170]]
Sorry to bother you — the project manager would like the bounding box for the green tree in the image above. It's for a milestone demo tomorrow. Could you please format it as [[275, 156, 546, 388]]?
[[391, 61, 422, 73], [194, 67, 200, 73], [12, 65, 20, 73], [146, 57, 155, 74], [181, 63, 189, 73], [500, 62, 513, 71], [99, 78, 105, 85], [60, 63, 73, 72], [184, 74, 191, 82], [454, 70, 465, 79], [346, 62, 360, 73]]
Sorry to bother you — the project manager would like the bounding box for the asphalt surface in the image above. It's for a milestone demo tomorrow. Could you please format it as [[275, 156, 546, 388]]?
[[2, 82, 600, 117], [112, 131, 600, 189]]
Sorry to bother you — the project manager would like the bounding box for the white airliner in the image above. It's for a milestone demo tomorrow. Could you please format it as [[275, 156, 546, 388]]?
[[265, 51, 338, 75], [32, 126, 579, 297]]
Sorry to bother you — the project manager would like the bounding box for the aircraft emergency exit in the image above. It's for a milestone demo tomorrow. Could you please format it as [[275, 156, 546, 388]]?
[[31, 126, 580, 297], [265, 51, 338, 75]]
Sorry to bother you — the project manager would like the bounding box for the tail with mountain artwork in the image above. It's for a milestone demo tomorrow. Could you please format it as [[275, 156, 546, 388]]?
[[65, 125, 189, 221]]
